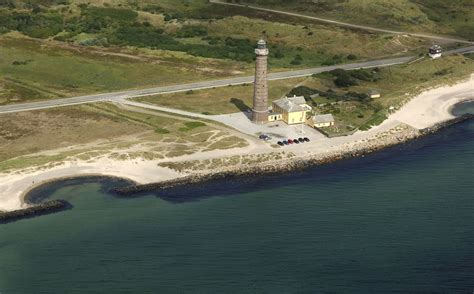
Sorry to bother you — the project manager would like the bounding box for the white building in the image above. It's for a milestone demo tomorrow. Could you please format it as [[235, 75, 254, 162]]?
[[307, 114, 335, 128]]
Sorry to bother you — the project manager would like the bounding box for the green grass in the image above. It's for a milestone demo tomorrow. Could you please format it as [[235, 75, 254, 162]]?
[[135, 78, 306, 115], [0, 34, 248, 104], [179, 121, 207, 132], [0, 0, 468, 107], [154, 128, 171, 134], [202, 15, 430, 69], [359, 112, 388, 131], [302, 54, 474, 133], [240, 0, 474, 40]]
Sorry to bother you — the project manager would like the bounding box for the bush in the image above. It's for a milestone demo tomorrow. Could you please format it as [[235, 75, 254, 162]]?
[[347, 54, 357, 60], [345, 92, 369, 101], [155, 128, 170, 134], [434, 68, 450, 76], [290, 59, 301, 65], [335, 76, 358, 87], [82, 7, 138, 22], [0, 11, 64, 38], [176, 26, 208, 38], [288, 86, 320, 100], [350, 69, 376, 81], [141, 4, 163, 14], [273, 50, 284, 59]]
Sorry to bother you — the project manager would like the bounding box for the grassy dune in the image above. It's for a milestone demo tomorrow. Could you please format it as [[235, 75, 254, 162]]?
[[0, 34, 249, 104], [240, 0, 474, 40], [0, 0, 449, 105], [0, 103, 247, 172]]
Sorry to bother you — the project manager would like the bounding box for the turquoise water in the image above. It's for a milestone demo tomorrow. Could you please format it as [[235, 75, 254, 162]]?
[[0, 104, 473, 293]]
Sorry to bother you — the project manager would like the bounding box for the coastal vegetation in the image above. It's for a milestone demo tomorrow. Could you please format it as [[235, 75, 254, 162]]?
[[135, 54, 473, 134], [135, 78, 306, 115], [0, 33, 248, 105], [0, 0, 438, 104], [0, 103, 247, 173], [296, 54, 474, 134], [234, 0, 474, 40]]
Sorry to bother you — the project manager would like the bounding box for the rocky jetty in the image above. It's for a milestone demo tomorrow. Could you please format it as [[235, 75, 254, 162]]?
[[0, 200, 71, 224], [112, 126, 420, 196], [421, 113, 473, 135], [113, 116, 473, 197]]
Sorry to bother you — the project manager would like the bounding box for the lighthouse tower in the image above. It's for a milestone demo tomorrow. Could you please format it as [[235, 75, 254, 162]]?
[[252, 39, 269, 124]]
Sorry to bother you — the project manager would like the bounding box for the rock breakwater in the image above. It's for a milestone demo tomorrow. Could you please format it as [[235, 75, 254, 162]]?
[[0, 200, 71, 224], [113, 116, 473, 197]]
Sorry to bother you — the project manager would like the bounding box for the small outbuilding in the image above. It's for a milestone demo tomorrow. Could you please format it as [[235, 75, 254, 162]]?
[[368, 89, 381, 99], [429, 44, 442, 59], [307, 114, 335, 128]]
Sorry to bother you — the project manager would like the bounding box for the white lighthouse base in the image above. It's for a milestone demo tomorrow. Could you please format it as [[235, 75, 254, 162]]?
[[429, 53, 442, 59]]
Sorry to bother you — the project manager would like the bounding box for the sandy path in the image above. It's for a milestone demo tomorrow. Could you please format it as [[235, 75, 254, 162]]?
[[0, 76, 472, 211]]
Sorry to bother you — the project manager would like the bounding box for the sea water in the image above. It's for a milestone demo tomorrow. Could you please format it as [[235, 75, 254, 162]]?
[[0, 103, 473, 293]]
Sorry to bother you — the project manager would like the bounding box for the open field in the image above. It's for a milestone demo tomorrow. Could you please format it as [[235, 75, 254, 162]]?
[[0, 103, 247, 172], [0, 0, 439, 106], [202, 16, 430, 69], [236, 0, 474, 40], [134, 78, 306, 115], [4, 0, 466, 109], [0, 33, 249, 105]]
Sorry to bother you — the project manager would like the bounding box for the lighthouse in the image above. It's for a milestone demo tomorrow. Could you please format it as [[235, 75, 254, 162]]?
[[252, 39, 269, 124]]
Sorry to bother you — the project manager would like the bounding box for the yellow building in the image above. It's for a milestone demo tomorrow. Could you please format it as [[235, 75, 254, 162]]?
[[268, 95, 312, 125]]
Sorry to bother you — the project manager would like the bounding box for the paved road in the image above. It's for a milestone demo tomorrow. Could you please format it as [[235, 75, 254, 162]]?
[[210, 0, 474, 45], [1, 45, 473, 115], [0, 57, 411, 114]]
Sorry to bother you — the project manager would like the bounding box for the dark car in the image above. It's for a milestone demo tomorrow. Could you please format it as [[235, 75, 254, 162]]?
[[294, 139, 300, 144], [304, 137, 310, 142], [283, 140, 289, 145], [277, 141, 284, 146], [288, 139, 294, 144], [298, 138, 304, 143], [259, 134, 267, 140]]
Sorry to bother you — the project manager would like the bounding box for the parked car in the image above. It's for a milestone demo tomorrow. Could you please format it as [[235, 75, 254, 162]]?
[[283, 140, 289, 145], [304, 137, 310, 142], [298, 138, 304, 143], [288, 139, 294, 144], [294, 139, 300, 144], [259, 134, 272, 141], [277, 141, 284, 146]]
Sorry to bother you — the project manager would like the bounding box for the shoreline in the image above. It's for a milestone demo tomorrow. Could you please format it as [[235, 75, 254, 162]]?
[[0, 75, 473, 213], [15, 113, 473, 203], [112, 113, 473, 196], [22, 175, 137, 205]]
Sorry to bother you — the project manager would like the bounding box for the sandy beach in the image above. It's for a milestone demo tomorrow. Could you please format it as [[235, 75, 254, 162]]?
[[0, 75, 472, 212]]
